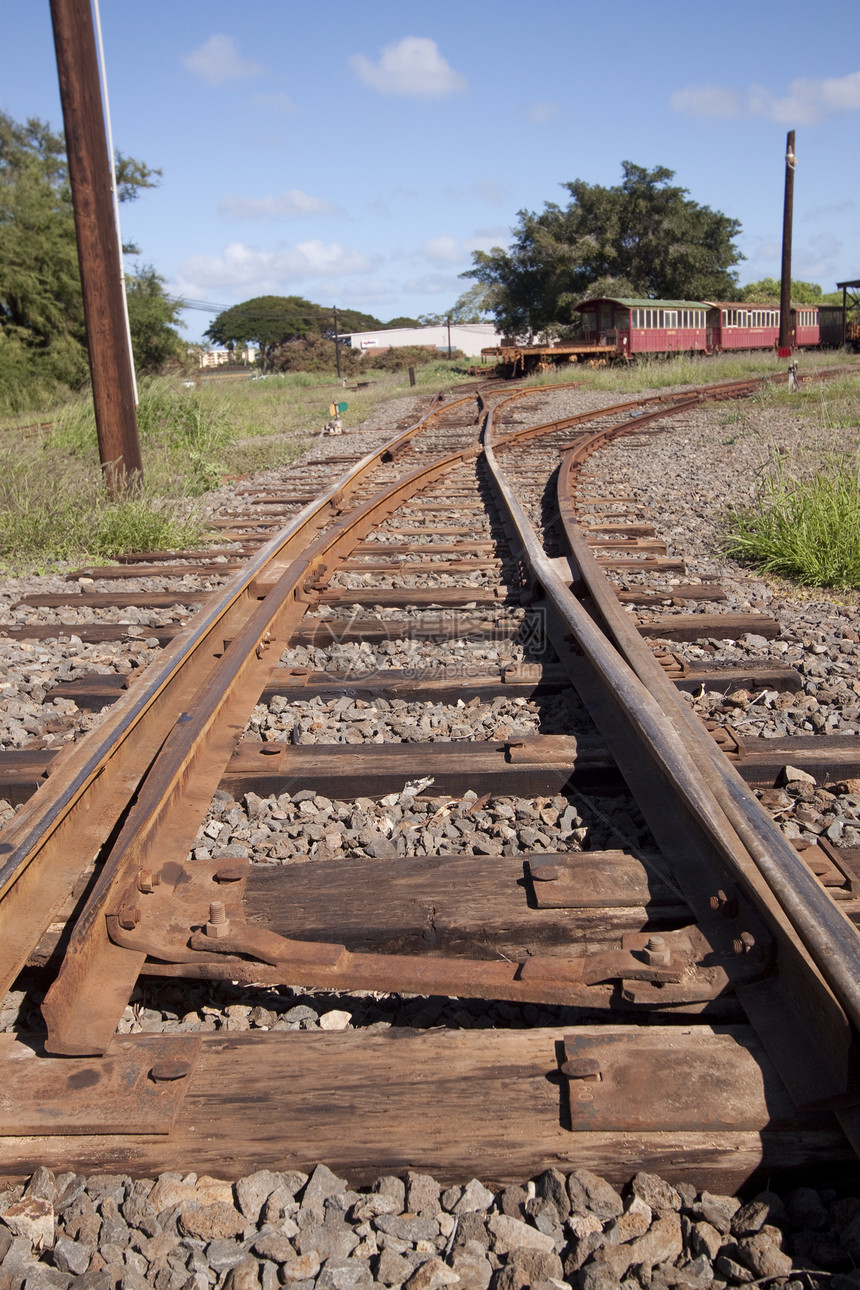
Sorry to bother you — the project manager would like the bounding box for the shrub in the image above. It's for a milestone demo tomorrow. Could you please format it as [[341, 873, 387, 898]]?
[[364, 345, 455, 372]]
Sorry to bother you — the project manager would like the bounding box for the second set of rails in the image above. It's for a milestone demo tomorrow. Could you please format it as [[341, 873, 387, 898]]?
[[0, 375, 859, 1185]]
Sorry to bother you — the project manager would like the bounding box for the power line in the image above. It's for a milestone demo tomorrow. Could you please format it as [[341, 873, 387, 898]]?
[[170, 298, 231, 313]]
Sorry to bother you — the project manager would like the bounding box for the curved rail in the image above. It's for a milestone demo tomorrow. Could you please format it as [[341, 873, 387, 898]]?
[[555, 420, 860, 1035], [482, 398, 860, 1124]]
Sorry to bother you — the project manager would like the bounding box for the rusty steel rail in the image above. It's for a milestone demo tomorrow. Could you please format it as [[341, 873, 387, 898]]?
[[0, 369, 856, 1182], [484, 400, 860, 1142], [37, 379, 693, 1056], [40, 417, 496, 1054], [0, 391, 481, 1000]]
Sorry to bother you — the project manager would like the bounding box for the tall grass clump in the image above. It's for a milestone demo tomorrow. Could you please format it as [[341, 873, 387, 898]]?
[[50, 378, 240, 493], [0, 442, 203, 570], [725, 452, 860, 589]]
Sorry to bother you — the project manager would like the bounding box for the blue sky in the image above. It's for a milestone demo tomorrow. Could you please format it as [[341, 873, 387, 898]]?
[[2, 1, 858, 341]]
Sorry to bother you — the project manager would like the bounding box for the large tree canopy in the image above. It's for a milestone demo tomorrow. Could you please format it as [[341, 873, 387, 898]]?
[[205, 296, 383, 370], [0, 110, 167, 409], [463, 162, 745, 340]]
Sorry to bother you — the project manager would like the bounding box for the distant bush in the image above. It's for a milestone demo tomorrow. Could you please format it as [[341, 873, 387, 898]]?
[[364, 345, 461, 372], [271, 335, 363, 376]]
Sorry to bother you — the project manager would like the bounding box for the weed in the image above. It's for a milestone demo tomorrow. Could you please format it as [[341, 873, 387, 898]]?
[[725, 452, 860, 589], [0, 441, 202, 570]]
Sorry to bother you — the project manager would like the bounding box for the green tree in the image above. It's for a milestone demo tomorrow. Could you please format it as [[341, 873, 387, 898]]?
[[741, 276, 841, 305], [382, 315, 421, 329], [0, 110, 161, 410], [0, 113, 87, 405], [125, 265, 185, 374], [206, 296, 383, 370], [463, 161, 744, 339]]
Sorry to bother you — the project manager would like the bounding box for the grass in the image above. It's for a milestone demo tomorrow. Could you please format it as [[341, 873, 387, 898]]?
[[1, 349, 856, 574], [717, 365, 860, 591], [519, 346, 854, 395], [725, 453, 860, 590], [0, 360, 480, 571], [0, 441, 203, 571]]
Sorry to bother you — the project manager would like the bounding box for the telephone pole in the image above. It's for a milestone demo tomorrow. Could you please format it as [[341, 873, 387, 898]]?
[[778, 130, 796, 353], [50, 0, 142, 495]]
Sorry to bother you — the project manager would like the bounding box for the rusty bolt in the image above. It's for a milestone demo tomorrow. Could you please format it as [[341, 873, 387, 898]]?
[[137, 869, 160, 894], [206, 900, 230, 938], [560, 1057, 602, 1081], [149, 1061, 192, 1082], [117, 905, 140, 931], [645, 935, 672, 967], [733, 931, 756, 955], [531, 864, 559, 883], [710, 889, 738, 918], [214, 865, 245, 883]]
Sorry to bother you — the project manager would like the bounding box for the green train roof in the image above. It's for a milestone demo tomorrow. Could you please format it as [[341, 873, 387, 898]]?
[[575, 297, 709, 309]]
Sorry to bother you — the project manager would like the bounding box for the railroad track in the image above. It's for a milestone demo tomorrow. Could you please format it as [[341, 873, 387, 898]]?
[[0, 374, 859, 1188]]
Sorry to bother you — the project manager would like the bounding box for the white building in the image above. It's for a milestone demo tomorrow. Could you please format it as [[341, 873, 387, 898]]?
[[341, 323, 502, 359], [198, 347, 256, 369]]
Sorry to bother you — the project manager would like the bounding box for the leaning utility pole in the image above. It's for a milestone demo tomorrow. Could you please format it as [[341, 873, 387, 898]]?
[[50, 0, 143, 495], [778, 130, 796, 353]]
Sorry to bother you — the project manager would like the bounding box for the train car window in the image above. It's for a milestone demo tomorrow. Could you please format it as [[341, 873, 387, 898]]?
[[664, 311, 677, 327], [615, 311, 630, 330]]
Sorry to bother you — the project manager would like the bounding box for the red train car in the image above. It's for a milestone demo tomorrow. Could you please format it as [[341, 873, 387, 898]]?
[[705, 303, 820, 351], [574, 297, 821, 357], [576, 298, 708, 357]]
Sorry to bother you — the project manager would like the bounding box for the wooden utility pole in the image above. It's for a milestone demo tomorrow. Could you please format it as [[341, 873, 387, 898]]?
[[778, 130, 796, 353], [332, 306, 341, 379], [50, 0, 142, 495]]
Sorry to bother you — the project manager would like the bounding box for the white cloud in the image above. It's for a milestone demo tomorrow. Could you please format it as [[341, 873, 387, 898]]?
[[804, 199, 856, 221], [253, 91, 298, 114], [421, 230, 504, 265], [218, 191, 337, 219], [794, 231, 843, 281], [742, 232, 843, 287], [423, 236, 462, 265], [175, 241, 375, 296], [525, 101, 561, 125], [349, 37, 467, 98], [672, 69, 860, 124], [183, 35, 265, 87]]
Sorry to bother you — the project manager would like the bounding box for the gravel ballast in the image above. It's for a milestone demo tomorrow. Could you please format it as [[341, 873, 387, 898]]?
[[2, 1163, 860, 1290]]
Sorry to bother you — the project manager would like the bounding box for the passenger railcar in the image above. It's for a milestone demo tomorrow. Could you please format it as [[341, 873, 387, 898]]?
[[576, 298, 708, 357], [573, 297, 823, 357], [481, 296, 833, 375]]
